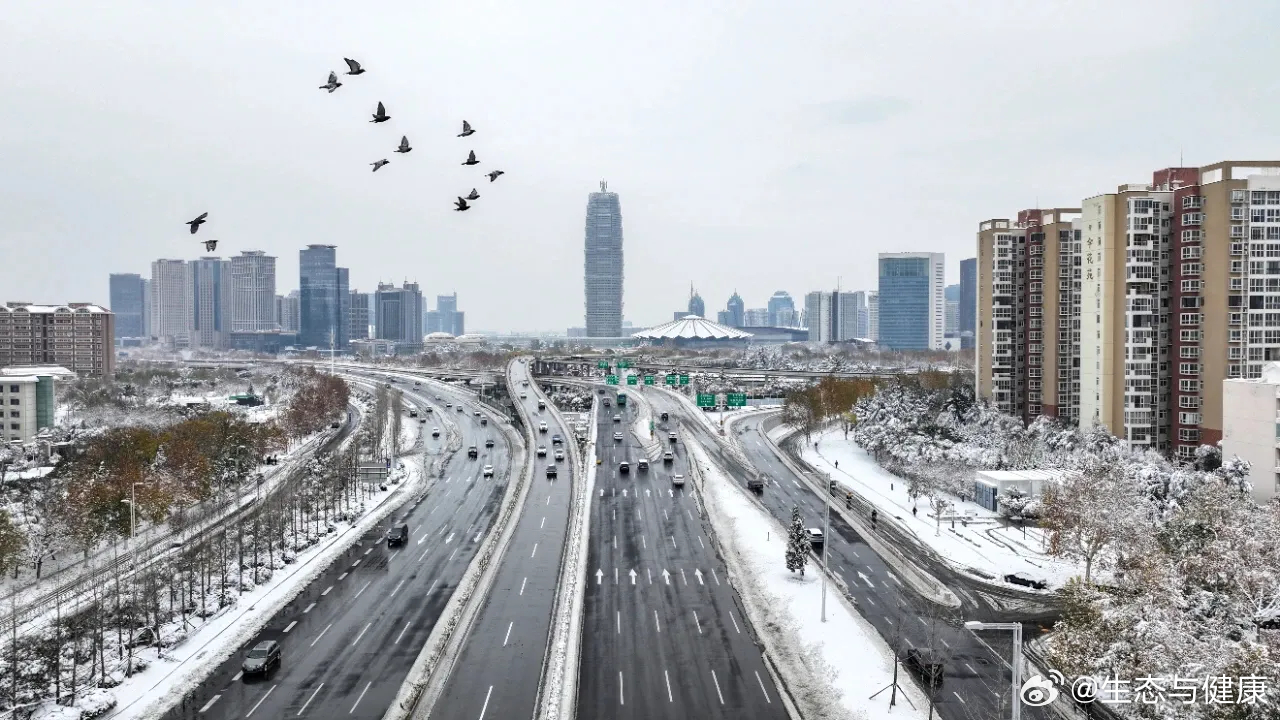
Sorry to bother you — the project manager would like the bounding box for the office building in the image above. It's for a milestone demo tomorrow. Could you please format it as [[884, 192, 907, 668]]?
[[688, 286, 705, 319], [838, 291, 868, 340], [584, 180, 624, 337], [767, 291, 795, 327], [743, 308, 769, 327], [877, 253, 945, 351], [944, 283, 960, 337], [275, 292, 300, 333], [959, 258, 977, 350], [868, 292, 878, 342], [433, 293, 464, 336], [188, 257, 233, 349], [299, 245, 350, 350], [229, 251, 276, 332], [108, 273, 147, 342], [376, 282, 424, 343], [0, 304, 114, 377], [724, 292, 745, 328], [150, 259, 190, 348], [350, 291, 370, 340], [1222, 362, 1280, 504]]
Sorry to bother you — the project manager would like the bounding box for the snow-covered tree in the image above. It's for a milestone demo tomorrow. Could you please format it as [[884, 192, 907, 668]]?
[[785, 505, 810, 576], [1040, 462, 1150, 583]]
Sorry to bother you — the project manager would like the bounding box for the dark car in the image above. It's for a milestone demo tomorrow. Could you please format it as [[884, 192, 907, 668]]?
[[330, 421, 341, 429], [619, 461, 630, 474], [546, 465, 558, 478], [387, 524, 409, 547], [905, 648, 944, 687], [1003, 573, 1049, 590], [468, 446, 478, 458], [660, 411, 669, 421], [485, 438, 494, 448], [551, 434, 563, 445], [242, 640, 281, 676]]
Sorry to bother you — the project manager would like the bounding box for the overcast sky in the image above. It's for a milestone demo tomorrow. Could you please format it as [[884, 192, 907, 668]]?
[[3, 0, 1279, 333]]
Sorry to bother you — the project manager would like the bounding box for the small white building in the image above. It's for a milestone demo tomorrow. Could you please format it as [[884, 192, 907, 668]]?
[[0, 366, 69, 444], [1222, 362, 1280, 504], [972, 469, 1060, 512]]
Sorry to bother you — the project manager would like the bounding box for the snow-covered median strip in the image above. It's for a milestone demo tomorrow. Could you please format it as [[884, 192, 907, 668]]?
[[689, 440, 931, 720]]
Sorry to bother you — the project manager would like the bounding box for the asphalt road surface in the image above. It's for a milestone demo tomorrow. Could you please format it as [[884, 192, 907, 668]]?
[[162, 378, 512, 720], [576, 390, 787, 720], [431, 361, 576, 720], [647, 395, 1052, 720]]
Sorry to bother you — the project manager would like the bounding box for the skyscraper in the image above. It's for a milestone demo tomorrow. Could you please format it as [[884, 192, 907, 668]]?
[[959, 257, 977, 350], [275, 291, 300, 333], [299, 245, 350, 349], [837, 291, 868, 340], [150, 259, 190, 348], [229, 251, 276, 331], [188, 257, 233, 349], [868, 292, 879, 342], [725, 292, 745, 328], [108, 273, 147, 341], [349, 291, 370, 340], [767, 291, 794, 327], [436, 293, 464, 335], [688, 285, 705, 318], [376, 282, 424, 343], [804, 291, 832, 342], [743, 308, 769, 327], [877, 252, 945, 351], [584, 181, 623, 337]]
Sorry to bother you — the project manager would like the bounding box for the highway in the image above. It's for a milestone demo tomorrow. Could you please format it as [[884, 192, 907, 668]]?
[[430, 360, 576, 720], [162, 376, 513, 720], [576, 389, 787, 720], [646, 393, 1052, 720]]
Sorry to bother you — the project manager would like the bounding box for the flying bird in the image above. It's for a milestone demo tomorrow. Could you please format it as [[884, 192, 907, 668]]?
[[370, 101, 390, 123], [461, 150, 479, 166], [457, 120, 475, 138], [344, 58, 365, 75], [395, 136, 412, 153], [486, 170, 505, 183], [454, 197, 470, 212], [201, 239, 218, 252], [186, 212, 208, 234], [371, 159, 390, 172], [319, 71, 342, 93], [466, 188, 480, 201]]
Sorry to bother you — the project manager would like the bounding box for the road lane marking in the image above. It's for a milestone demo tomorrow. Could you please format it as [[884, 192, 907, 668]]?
[[351, 622, 372, 647], [711, 568, 721, 585], [232, 671, 243, 682], [619, 671, 624, 706], [616, 611, 620, 634], [449, 548, 458, 563], [711, 669, 725, 704], [354, 580, 372, 599], [391, 578, 406, 597], [364, 547, 372, 556], [965, 663, 977, 674], [283, 621, 297, 633], [680, 568, 687, 585], [310, 623, 332, 647], [693, 610, 703, 634], [478, 686, 494, 720], [349, 681, 372, 714], [198, 694, 220, 713], [419, 548, 429, 562], [646, 568, 652, 583], [755, 670, 772, 703], [352, 559, 361, 567], [396, 622, 412, 645], [918, 616, 927, 625], [303, 603, 316, 614], [697, 536, 705, 549], [953, 692, 966, 704], [670, 535, 676, 548], [296, 683, 323, 716], [654, 610, 661, 633], [729, 611, 741, 634], [641, 536, 646, 549], [520, 577, 527, 595], [664, 669, 673, 702], [246, 685, 276, 716], [541, 516, 546, 529], [613, 535, 616, 550], [321, 586, 333, 596], [940, 638, 950, 649], [338, 572, 348, 581], [531, 543, 538, 558], [504, 621, 514, 646], [884, 616, 894, 625], [547, 495, 551, 505], [428, 579, 439, 595], [390, 551, 399, 561]]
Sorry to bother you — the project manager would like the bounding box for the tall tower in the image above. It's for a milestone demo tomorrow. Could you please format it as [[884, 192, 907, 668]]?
[[584, 180, 624, 337], [230, 250, 277, 332]]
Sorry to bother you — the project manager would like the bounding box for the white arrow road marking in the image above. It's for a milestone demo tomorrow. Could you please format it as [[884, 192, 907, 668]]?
[[595, 569, 603, 584], [662, 569, 671, 585], [474, 532, 481, 542], [668, 489, 673, 497], [418, 534, 430, 545], [694, 569, 704, 585], [623, 489, 628, 497], [600, 489, 604, 497], [445, 533, 455, 544], [646, 489, 651, 497], [629, 569, 637, 584], [857, 572, 875, 588]]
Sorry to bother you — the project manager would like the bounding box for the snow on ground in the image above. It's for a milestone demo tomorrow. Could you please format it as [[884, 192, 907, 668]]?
[[691, 441, 930, 720], [84, 456, 427, 720], [803, 427, 1083, 589]]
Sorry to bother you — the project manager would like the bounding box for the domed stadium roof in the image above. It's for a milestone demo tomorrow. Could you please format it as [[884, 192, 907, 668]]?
[[631, 315, 752, 340]]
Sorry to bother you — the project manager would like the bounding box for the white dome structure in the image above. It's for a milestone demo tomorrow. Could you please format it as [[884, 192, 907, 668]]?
[[631, 315, 752, 346], [425, 331, 456, 344]]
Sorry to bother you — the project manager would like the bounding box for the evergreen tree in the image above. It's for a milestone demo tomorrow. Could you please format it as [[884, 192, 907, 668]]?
[[785, 504, 810, 576]]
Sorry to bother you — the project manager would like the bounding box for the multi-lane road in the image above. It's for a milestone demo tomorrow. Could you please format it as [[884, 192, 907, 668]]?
[[163, 377, 512, 720], [577, 390, 787, 720]]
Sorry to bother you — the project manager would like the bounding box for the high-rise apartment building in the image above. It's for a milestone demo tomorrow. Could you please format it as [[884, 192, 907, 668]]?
[[188, 257, 233, 349], [150, 259, 190, 348], [109, 273, 147, 341], [584, 181, 623, 337], [299, 245, 350, 350], [275, 291, 300, 333], [804, 290, 866, 342], [944, 283, 960, 337], [0, 303, 114, 377], [959, 258, 977, 350], [350, 291, 370, 340], [868, 292, 878, 341], [877, 253, 945, 351], [229, 251, 276, 332], [804, 291, 831, 342], [376, 282, 424, 343]]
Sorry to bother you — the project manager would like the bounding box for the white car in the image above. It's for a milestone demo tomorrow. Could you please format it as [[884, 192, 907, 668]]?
[[539, 422, 548, 433], [613, 432, 623, 441], [672, 474, 685, 487], [613, 414, 621, 422], [483, 465, 494, 477], [554, 448, 564, 461], [537, 446, 547, 457]]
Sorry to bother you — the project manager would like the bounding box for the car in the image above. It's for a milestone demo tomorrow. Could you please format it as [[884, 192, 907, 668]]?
[[613, 432, 623, 441], [613, 414, 621, 422], [747, 476, 765, 493], [330, 421, 340, 429], [468, 446, 478, 458], [425, 406, 433, 413], [668, 432, 677, 443], [619, 461, 630, 473], [537, 446, 547, 456], [445, 402, 452, 408], [660, 411, 669, 421], [241, 640, 281, 676], [603, 399, 611, 407], [419, 418, 427, 424], [539, 422, 548, 433], [485, 438, 494, 447], [414, 381, 421, 386], [483, 465, 494, 477], [387, 524, 409, 547], [551, 434, 563, 445], [546, 465, 558, 478], [597, 388, 606, 394], [432, 427, 441, 437], [474, 411, 481, 417], [672, 474, 685, 487], [637, 458, 649, 471], [1003, 573, 1049, 590], [905, 648, 945, 687], [409, 409, 419, 418], [522, 380, 529, 386], [806, 528, 825, 551], [537, 400, 546, 410], [554, 448, 564, 461], [457, 406, 464, 413], [520, 392, 528, 399], [663, 451, 674, 463]]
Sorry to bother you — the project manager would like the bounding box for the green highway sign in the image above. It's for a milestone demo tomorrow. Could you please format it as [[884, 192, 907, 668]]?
[[606, 375, 619, 385], [618, 360, 631, 369], [644, 375, 655, 385], [665, 374, 677, 386], [726, 393, 747, 407], [597, 360, 609, 369], [679, 375, 690, 386], [696, 393, 716, 408], [626, 375, 638, 385]]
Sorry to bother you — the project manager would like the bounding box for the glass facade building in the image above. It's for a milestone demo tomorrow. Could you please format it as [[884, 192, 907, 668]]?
[[878, 252, 945, 351], [584, 181, 624, 337]]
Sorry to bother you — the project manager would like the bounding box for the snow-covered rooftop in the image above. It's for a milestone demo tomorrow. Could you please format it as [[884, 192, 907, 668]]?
[[0, 365, 75, 378], [631, 315, 753, 340], [0, 303, 109, 314]]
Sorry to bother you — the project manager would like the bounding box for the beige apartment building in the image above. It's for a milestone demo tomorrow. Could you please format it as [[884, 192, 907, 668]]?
[[978, 160, 1280, 460], [0, 303, 115, 377]]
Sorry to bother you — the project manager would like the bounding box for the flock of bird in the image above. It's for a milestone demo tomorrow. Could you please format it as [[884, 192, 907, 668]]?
[[186, 56, 504, 251]]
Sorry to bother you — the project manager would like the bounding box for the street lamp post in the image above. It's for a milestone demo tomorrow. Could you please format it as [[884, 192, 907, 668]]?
[[963, 621, 1024, 720], [803, 470, 832, 622]]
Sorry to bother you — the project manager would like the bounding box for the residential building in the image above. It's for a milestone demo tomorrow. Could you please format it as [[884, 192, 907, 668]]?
[[349, 291, 370, 341], [945, 301, 959, 338], [376, 282, 424, 343], [877, 252, 945, 351], [108, 273, 146, 341], [425, 310, 441, 334], [959, 258, 977, 349], [188, 257, 233, 349], [0, 304, 114, 377], [767, 291, 795, 327], [804, 291, 830, 342], [838, 291, 868, 340], [229, 251, 276, 332], [1221, 362, 1280, 504], [688, 286, 705, 318], [275, 291, 300, 333], [0, 369, 59, 444], [299, 245, 349, 350], [725, 292, 745, 328], [868, 292, 878, 341], [584, 181, 624, 337], [150, 259, 190, 348], [743, 308, 769, 327], [775, 308, 798, 328]]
